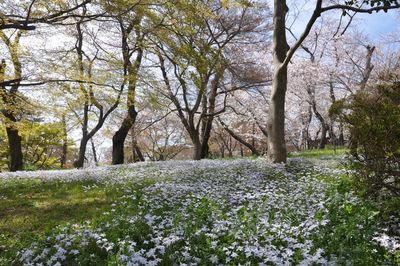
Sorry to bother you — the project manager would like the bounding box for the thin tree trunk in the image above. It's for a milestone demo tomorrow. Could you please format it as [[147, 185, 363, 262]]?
[[218, 118, 260, 156], [90, 138, 98, 166], [73, 98, 89, 168], [133, 141, 145, 162], [61, 114, 68, 168]]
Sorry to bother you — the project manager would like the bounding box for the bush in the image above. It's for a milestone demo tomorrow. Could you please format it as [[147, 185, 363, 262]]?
[[336, 79, 400, 198]]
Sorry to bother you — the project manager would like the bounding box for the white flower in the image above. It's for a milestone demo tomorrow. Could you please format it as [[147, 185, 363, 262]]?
[[210, 255, 219, 264]]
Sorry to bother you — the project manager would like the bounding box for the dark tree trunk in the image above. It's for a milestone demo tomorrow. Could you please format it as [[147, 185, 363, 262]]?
[[61, 114, 68, 168], [74, 136, 89, 168], [61, 140, 67, 168], [318, 125, 328, 149], [6, 126, 23, 171], [200, 143, 209, 159], [111, 15, 143, 165], [112, 108, 138, 164], [1, 51, 23, 171], [199, 70, 222, 159]]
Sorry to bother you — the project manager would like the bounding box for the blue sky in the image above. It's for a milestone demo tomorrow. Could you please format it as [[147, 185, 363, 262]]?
[[285, 1, 399, 41], [357, 11, 399, 40]]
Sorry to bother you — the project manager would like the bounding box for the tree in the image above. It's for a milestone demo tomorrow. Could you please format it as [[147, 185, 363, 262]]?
[[334, 74, 400, 197], [139, 115, 187, 161], [268, 0, 400, 162], [0, 115, 73, 170], [70, 11, 123, 168], [110, 1, 148, 165], [154, 0, 269, 160], [0, 30, 24, 171], [0, 0, 91, 31]]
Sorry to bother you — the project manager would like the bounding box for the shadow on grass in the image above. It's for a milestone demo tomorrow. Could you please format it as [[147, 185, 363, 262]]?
[[0, 179, 119, 262]]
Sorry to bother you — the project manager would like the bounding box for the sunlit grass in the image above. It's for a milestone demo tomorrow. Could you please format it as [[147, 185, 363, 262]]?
[[288, 147, 347, 158]]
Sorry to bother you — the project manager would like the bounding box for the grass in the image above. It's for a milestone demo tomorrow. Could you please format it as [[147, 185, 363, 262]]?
[[0, 179, 121, 263], [288, 147, 347, 158]]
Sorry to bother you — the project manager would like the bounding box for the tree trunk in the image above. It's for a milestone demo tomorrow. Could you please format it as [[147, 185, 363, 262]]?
[[220, 146, 225, 158], [111, 17, 143, 165], [318, 125, 327, 149], [219, 118, 260, 156], [74, 136, 89, 168], [192, 137, 202, 160], [329, 123, 337, 150], [61, 114, 68, 168], [267, 0, 289, 163], [112, 108, 138, 164], [338, 123, 345, 146], [200, 143, 209, 159], [6, 126, 23, 171], [267, 66, 288, 162], [91, 138, 98, 166], [134, 142, 145, 162], [199, 70, 222, 159]]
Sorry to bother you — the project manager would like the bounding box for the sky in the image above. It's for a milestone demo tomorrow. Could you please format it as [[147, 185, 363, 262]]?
[[357, 11, 399, 40], [286, 0, 399, 42]]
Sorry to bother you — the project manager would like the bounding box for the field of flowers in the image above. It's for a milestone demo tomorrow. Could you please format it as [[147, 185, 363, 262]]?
[[0, 156, 399, 265]]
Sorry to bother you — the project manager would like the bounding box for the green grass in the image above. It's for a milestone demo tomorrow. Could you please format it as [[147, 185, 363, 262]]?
[[288, 147, 347, 158], [0, 179, 121, 262]]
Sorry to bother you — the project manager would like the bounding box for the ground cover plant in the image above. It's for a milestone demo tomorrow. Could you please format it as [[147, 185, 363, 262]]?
[[0, 154, 399, 265]]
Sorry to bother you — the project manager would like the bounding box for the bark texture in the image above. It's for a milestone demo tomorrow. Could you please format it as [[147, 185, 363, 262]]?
[[266, 0, 289, 163]]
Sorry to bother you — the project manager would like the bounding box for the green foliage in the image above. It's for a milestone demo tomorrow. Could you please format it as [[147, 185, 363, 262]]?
[[0, 127, 8, 171], [314, 176, 388, 265], [0, 121, 72, 171], [21, 121, 67, 170], [338, 79, 400, 198]]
